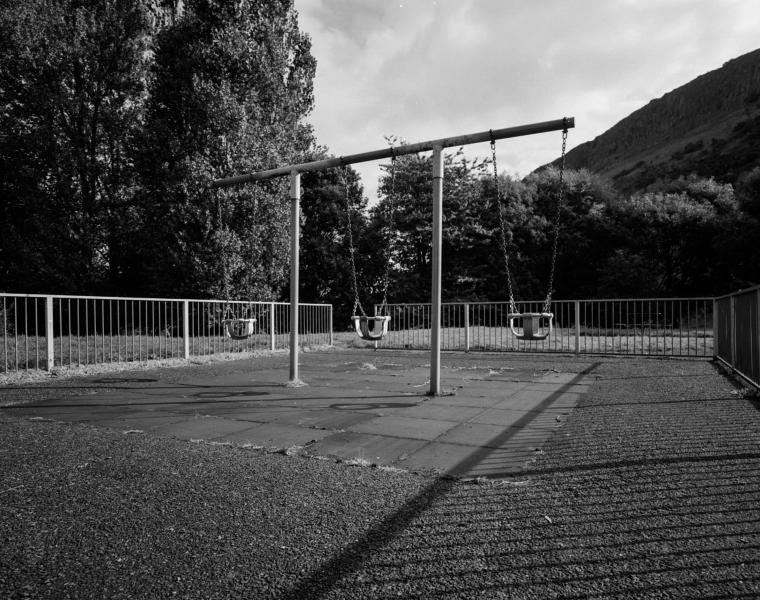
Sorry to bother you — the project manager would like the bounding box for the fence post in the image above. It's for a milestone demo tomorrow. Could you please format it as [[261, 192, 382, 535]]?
[[756, 288, 760, 381], [183, 300, 190, 360], [574, 300, 581, 354], [329, 305, 334, 347], [712, 298, 718, 358], [45, 296, 54, 371], [464, 303, 470, 352], [269, 302, 276, 351], [730, 295, 736, 365]]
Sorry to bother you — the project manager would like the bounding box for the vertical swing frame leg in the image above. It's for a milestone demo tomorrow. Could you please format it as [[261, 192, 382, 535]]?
[[288, 170, 306, 387], [430, 146, 443, 396]]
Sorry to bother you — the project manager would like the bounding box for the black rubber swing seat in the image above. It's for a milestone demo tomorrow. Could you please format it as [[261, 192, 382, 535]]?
[[222, 318, 257, 340], [508, 312, 553, 341], [352, 315, 391, 341]]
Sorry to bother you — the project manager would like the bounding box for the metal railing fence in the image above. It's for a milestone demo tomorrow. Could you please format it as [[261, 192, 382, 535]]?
[[376, 298, 714, 357], [9, 291, 755, 378], [715, 285, 760, 389], [1, 294, 332, 373]]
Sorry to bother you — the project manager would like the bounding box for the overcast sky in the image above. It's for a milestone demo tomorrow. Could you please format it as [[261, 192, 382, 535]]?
[[294, 0, 759, 203]]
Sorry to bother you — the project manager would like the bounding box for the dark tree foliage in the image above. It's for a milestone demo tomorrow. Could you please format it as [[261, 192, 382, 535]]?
[[133, 0, 316, 299], [297, 161, 369, 329], [372, 146, 491, 304], [382, 164, 756, 303], [527, 167, 620, 300], [0, 0, 316, 300], [0, 0, 153, 293]]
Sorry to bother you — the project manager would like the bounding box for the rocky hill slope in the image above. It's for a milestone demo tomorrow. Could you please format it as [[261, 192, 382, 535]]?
[[562, 48, 760, 193]]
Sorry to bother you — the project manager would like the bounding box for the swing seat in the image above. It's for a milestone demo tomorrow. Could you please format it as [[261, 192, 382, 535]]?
[[352, 315, 391, 341], [222, 318, 256, 340], [508, 312, 553, 341]]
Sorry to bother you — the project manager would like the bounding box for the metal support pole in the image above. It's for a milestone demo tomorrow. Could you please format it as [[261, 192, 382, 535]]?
[[288, 171, 305, 386], [464, 303, 470, 352], [756, 288, 760, 379], [712, 298, 718, 358], [730, 295, 736, 365], [183, 300, 190, 360], [329, 305, 334, 347], [46, 296, 54, 371], [269, 301, 276, 351], [574, 300, 581, 354], [430, 146, 443, 396]]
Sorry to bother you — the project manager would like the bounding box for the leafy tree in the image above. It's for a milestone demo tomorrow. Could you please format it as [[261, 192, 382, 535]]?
[[375, 150, 431, 303], [132, 0, 315, 299], [528, 167, 619, 300], [298, 162, 370, 328], [0, 0, 153, 293], [478, 171, 536, 302], [736, 166, 760, 219], [374, 146, 490, 303], [603, 180, 742, 296]]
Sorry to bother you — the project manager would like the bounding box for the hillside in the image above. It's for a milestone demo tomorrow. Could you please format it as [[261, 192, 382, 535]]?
[[562, 48, 760, 193]]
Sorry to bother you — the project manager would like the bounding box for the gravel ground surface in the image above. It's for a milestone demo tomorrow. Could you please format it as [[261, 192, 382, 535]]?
[[2, 352, 760, 599]]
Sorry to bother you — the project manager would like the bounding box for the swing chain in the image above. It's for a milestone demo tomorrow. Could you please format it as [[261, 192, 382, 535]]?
[[543, 124, 568, 313], [342, 166, 366, 317], [490, 134, 517, 314], [217, 190, 235, 321]]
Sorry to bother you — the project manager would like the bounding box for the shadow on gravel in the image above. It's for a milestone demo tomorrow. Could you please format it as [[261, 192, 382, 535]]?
[[279, 363, 602, 600]]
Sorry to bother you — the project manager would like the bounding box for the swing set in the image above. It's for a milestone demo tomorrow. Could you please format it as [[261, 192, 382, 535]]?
[[216, 188, 257, 340], [341, 158, 396, 342], [212, 117, 574, 395], [490, 126, 569, 341]]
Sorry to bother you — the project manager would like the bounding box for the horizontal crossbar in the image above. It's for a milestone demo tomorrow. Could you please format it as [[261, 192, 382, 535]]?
[[212, 117, 574, 187]]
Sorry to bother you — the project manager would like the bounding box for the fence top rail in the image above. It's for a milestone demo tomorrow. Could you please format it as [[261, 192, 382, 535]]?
[[715, 283, 760, 300], [0, 293, 331, 307], [379, 297, 716, 308]]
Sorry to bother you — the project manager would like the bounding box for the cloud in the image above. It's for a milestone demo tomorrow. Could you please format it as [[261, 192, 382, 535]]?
[[296, 0, 760, 202]]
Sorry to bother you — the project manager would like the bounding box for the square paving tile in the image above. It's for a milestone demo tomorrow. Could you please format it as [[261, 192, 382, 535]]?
[[152, 417, 255, 441], [347, 415, 456, 441], [435, 422, 510, 447], [308, 432, 428, 465], [400, 441, 484, 475], [429, 394, 507, 409], [394, 404, 487, 423], [221, 422, 332, 448], [470, 408, 527, 428], [290, 410, 377, 431], [90, 411, 190, 432]]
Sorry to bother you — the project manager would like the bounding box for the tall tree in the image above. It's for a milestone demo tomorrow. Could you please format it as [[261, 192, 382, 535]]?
[[479, 172, 539, 303], [298, 162, 370, 328], [602, 178, 742, 297], [0, 0, 153, 293], [133, 0, 316, 299], [374, 146, 489, 303], [525, 167, 619, 300]]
